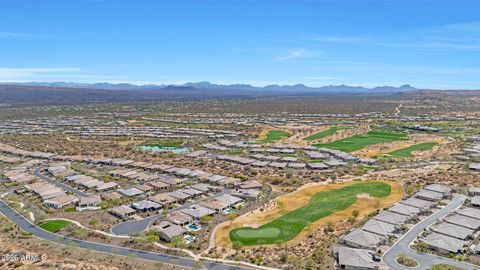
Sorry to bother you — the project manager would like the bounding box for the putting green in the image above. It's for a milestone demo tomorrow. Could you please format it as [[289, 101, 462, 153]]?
[[230, 181, 391, 246]]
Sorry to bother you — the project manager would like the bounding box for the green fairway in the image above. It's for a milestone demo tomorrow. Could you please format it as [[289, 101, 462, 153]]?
[[230, 181, 391, 246], [39, 220, 72, 233], [303, 126, 350, 141], [314, 130, 407, 152], [234, 227, 281, 239], [387, 142, 438, 158], [260, 130, 290, 143]]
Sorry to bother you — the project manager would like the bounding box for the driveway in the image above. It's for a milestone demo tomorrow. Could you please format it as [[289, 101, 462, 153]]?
[[0, 199, 256, 270], [383, 194, 479, 270], [33, 168, 89, 197]]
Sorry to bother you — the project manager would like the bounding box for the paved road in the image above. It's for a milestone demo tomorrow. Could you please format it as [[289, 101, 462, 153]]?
[[383, 195, 479, 270], [0, 199, 256, 270], [111, 190, 230, 235], [33, 168, 89, 197]]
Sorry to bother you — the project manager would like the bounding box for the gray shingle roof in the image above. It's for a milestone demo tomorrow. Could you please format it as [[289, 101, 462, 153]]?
[[456, 207, 480, 220], [337, 247, 377, 269], [424, 184, 452, 194], [422, 232, 467, 253], [400, 197, 435, 210], [430, 222, 474, 240], [444, 214, 480, 230], [361, 219, 397, 236], [415, 189, 444, 201], [342, 228, 386, 248], [388, 203, 422, 217], [373, 210, 409, 225]]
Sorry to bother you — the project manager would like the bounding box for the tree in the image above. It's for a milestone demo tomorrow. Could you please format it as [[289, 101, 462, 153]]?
[[171, 235, 186, 249], [227, 213, 238, 224], [325, 221, 334, 232], [100, 200, 109, 209], [199, 215, 213, 224], [305, 258, 315, 270], [352, 210, 360, 218], [285, 169, 294, 179], [313, 247, 326, 263], [89, 217, 99, 228], [417, 242, 428, 252], [232, 241, 243, 251], [146, 234, 160, 243]]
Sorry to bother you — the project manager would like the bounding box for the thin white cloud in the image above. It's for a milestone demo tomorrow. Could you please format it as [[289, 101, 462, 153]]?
[[0, 67, 127, 83], [276, 49, 309, 61], [0, 32, 56, 38], [0, 67, 81, 78], [377, 41, 480, 50], [303, 21, 480, 51]]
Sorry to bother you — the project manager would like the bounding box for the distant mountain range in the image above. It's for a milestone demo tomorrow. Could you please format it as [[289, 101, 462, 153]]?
[[2, 81, 417, 93], [6, 81, 462, 106]]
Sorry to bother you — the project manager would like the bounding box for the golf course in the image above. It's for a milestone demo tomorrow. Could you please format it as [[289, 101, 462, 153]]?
[[229, 181, 397, 246], [259, 130, 290, 143], [303, 126, 351, 141], [387, 142, 438, 158], [315, 130, 407, 152]]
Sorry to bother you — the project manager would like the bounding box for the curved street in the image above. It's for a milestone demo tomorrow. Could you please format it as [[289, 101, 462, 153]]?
[[382, 194, 478, 270], [0, 199, 257, 270], [33, 168, 89, 197], [111, 190, 230, 235]]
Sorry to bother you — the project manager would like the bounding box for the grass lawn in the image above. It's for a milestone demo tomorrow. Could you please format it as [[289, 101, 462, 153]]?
[[63, 207, 76, 212], [387, 142, 438, 158], [308, 160, 325, 163], [314, 130, 407, 152], [39, 220, 72, 233], [230, 181, 391, 246], [303, 126, 350, 141], [259, 130, 290, 143]]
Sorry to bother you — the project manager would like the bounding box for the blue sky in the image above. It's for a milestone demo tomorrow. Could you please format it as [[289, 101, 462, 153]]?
[[0, 0, 479, 89]]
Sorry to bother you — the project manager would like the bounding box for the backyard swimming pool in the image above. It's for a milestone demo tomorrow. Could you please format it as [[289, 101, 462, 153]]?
[[138, 145, 189, 154], [223, 208, 235, 214], [186, 224, 201, 231], [184, 235, 196, 244]]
